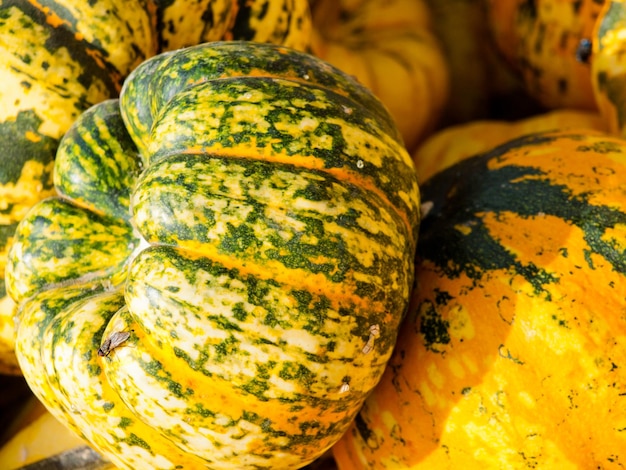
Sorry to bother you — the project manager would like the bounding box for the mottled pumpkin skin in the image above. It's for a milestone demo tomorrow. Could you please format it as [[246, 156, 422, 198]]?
[[0, 0, 312, 374], [309, 0, 449, 152], [333, 129, 626, 468], [486, 0, 603, 110], [7, 42, 419, 470]]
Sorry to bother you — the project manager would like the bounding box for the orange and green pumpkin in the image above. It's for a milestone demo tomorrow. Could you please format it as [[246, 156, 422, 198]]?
[[6, 41, 419, 469], [0, 0, 312, 375], [333, 128, 626, 468], [485, 0, 603, 111]]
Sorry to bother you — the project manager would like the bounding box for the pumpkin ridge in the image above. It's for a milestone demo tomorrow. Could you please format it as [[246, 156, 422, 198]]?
[[54, 99, 144, 222], [166, 148, 417, 246], [134, 240, 391, 318], [115, 314, 362, 433], [16, 287, 211, 469], [131, 155, 411, 324], [112, 246, 385, 464]]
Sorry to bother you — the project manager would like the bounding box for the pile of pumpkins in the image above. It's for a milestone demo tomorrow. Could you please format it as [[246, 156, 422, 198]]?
[[2, 0, 626, 469]]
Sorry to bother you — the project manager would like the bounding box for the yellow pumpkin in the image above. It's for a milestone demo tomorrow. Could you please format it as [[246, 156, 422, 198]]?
[[309, 0, 449, 151]]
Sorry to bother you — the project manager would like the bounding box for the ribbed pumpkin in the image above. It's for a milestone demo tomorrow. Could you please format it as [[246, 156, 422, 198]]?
[[413, 109, 608, 183], [485, 0, 603, 111], [309, 0, 449, 152], [0, 0, 312, 374], [6, 41, 419, 470], [333, 129, 626, 468]]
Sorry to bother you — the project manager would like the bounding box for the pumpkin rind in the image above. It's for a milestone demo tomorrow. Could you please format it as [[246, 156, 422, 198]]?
[[228, 0, 312, 51], [8, 41, 419, 469], [151, 0, 235, 51], [333, 129, 626, 468]]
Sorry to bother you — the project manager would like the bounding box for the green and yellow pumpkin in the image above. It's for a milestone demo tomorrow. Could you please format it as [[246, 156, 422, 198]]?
[[333, 128, 626, 468], [0, 0, 312, 374], [6, 41, 419, 469]]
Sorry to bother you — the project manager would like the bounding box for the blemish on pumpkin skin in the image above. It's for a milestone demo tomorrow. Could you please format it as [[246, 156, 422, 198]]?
[[448, 303, 475, 341], [498, 344, 525, 365]]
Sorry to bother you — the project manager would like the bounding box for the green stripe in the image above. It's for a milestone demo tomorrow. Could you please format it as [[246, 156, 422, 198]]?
[[419, 132, 626, 292], [0, 110, 56, 185]]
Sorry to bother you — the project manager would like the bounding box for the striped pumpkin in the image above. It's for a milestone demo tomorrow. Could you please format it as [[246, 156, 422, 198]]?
[[6, 41, 419, 469], [0, 0, 312, 375], [333, 129, 626, 468]]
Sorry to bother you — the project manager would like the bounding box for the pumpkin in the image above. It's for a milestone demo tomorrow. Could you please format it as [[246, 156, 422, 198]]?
[[6, 41, 419, 469], [590, 0, 626, 137], [485, 0, 603, 111], [333, 128, 626, 468], [0, 0, 312, 375], [309, 0, 449, 152], [413, 109, 608, 183]]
